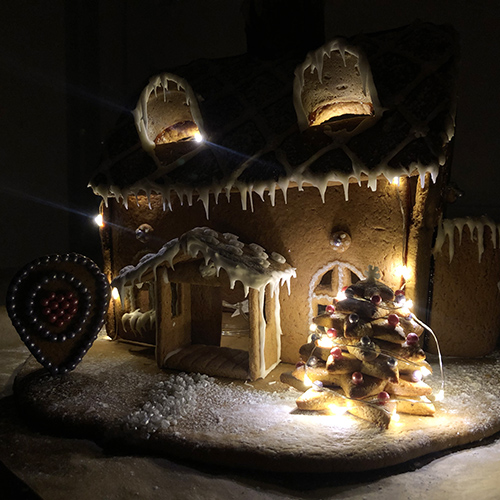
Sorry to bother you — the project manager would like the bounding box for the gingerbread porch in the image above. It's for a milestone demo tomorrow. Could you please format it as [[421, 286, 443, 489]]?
[[112, 227, 295, 380]]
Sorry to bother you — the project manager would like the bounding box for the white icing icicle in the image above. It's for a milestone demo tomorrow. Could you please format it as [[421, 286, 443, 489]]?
[[258, 290, 266, 379], [433, 216, 500, 263], [367, 173, 378, 192], [198, 189, 211, 220]]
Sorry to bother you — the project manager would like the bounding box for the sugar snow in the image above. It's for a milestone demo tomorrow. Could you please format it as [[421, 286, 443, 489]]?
[[123, 372, 296, 440]]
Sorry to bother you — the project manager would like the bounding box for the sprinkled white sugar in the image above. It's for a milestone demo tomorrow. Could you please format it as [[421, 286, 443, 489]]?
[[115, 352, 500, 441], [123, 372, 296, 440]]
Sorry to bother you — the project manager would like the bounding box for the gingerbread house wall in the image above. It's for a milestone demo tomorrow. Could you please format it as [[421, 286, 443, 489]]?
[[101, 176, 439, 363], [430, 220, 500, 357]]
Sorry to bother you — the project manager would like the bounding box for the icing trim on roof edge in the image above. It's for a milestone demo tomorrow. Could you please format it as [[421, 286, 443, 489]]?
[[90, 22, 458, 214], [112, 227, 296, 301]]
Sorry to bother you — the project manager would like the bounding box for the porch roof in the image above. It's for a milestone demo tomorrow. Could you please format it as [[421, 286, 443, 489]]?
[[112, 227, 296, 299]]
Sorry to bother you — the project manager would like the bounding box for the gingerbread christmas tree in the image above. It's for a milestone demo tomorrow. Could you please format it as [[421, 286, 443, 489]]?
[[282, 266, 438, 428]]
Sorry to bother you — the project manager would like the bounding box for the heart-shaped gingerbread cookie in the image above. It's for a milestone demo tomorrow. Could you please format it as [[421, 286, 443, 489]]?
[[6, 253, 110, 376]]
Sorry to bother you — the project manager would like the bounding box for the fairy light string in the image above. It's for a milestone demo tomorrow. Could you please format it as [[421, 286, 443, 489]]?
[[301, 268, 445, 423], [410, 313, 445, 401]]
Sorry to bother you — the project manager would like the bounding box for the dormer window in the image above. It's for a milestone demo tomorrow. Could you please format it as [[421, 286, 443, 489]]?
[[133, 73, 204, 153], [294, 40, 380, 130]]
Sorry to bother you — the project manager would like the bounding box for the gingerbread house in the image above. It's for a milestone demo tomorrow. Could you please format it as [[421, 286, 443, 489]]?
[[90, 22, 458, 380]]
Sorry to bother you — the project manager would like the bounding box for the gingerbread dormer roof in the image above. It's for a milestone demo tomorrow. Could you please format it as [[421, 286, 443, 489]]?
[[90, 22, 458, 214]]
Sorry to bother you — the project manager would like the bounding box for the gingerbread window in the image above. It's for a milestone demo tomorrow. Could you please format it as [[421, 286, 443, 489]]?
[[309, 261, 364, 319], [133, 72, 204, 153], [294, 39, 380, 130], [120, 281, 156, 345]]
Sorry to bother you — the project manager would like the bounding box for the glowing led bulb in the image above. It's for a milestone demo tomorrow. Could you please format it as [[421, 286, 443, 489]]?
[[391, 176, 400, 186], [111, 287, 120, 300], [434, 389, 445, 402], [317, 336, 334, 349], [194, 131, 203, 142], [309, 323, 318, 332], [395, 264, 412, 281], [94, 214, 104, 227], [329, 404, 348, 416]]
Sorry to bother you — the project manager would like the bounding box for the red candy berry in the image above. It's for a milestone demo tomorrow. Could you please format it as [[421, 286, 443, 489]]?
[[371, 294, 382, 305], [330, 347, 343, 359], [395, 289, 405, 296], [39, 289, 79, 328], [406, 332, 419, 345], [388, 314, 399, 327], [377, 391, 391, 404], [352, 371, 364, 385], [326, 328, 337, 338], [326, 304, 335, 315]]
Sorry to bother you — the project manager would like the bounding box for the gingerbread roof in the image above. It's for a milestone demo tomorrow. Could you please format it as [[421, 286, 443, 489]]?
[[90, 22, 458, 213], [112, 227, 296, 299]]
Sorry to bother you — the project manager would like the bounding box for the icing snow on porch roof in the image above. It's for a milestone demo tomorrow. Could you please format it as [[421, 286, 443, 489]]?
[[112, 227, 296, 299], [90, 22, 457, 214]]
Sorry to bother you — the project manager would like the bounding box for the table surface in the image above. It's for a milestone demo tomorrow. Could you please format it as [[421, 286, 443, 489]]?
[[1, 305, 500, 500]]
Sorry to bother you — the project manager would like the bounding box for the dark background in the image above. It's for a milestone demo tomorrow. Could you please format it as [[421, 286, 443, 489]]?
[[1, 0, 499, 301]]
